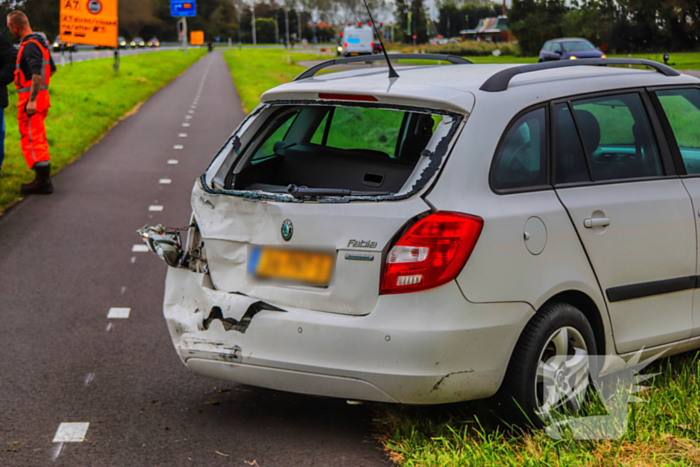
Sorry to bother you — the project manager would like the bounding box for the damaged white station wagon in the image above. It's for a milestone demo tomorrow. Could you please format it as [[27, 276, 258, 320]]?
[[142, 55, 700, 420]]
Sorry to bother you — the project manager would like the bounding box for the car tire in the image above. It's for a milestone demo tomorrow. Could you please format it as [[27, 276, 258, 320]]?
[[500, 302, 597, 427]]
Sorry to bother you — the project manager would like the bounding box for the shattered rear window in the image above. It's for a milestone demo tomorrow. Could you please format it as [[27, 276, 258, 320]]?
[[207, 103, 462, 202], [314, 107, 405, 156]]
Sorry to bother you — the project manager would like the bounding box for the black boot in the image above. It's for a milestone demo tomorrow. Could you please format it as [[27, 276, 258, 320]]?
[[21, 164, 53, 195]]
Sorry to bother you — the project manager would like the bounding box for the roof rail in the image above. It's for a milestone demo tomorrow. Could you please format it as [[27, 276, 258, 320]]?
[[479, 58, 681, 92], [294, 54, 472, 81]]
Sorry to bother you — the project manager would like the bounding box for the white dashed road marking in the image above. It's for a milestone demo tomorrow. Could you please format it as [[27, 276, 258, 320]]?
[[188, 110, 195, 114], [185, 115, 192, 120], [84, 373, 95, 387], [159, 178, 172, 184], [179, 133, 187, 137], [105, 323, 113, 332], [182, 123, 190, 127], [53, 422, 89, 442], [51, 442, 64, 460], [167, 159, 178, 164], [174, 145, 184, 150], [107, 307, 131, 319], [148, 205, 164, 212], [132, 244, 149, 253]]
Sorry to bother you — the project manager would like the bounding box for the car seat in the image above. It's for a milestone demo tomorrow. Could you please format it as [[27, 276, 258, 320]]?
[[399, 114, 435, 164]]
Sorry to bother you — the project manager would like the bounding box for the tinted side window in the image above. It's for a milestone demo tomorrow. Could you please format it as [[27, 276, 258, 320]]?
[[655, 88, 700, 174], [570, 93, 663, 181], [553, 103, 589, 184], [543, 42, 551, 52], [491, 108, 547, 191]]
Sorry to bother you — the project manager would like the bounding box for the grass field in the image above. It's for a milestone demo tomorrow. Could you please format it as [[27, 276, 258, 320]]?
[[222, 49, 324, 113], [375, 351, 700, 466], [0, 49, 206, 214], [224, 48, 700, 466]]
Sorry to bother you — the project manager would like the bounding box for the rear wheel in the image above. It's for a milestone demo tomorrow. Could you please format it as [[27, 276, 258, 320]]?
[[502, 302, 597, 426]]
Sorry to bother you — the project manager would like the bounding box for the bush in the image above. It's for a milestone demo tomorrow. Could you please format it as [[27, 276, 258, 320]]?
[[254, 18, 277, 43], [397, 41, 520, 57], [509, 0, 567, 56]]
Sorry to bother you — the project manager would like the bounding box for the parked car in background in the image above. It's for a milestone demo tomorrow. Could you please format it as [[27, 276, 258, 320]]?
[[372, 42, 383, 54], [147, 37, 160, 47], [539, 38, 606, 62], [52, 35, 76, 52], [118, 36, 127, 48], [131, 37, 145, 48]]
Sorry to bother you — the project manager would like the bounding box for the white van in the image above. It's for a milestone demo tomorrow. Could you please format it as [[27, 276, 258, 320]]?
[[342, 25, 373, 56]]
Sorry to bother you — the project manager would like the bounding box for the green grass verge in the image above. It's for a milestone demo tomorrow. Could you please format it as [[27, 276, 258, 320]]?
[[222, 49, 327, 114], [610, 52, 700, 71], [375, 351, 700, 466], [0, 49, 206, 213]]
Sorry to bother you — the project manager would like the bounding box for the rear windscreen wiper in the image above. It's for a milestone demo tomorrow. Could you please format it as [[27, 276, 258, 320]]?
[[287, 184, 390, 198]]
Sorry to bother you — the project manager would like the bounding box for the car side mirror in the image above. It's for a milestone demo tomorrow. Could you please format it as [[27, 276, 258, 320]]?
[[554, 50, 562, 55]]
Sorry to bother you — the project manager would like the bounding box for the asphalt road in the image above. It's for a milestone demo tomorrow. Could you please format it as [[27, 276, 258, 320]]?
[[0, 51, 390, 466]]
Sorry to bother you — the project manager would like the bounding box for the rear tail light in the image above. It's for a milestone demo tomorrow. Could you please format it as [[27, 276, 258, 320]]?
[[371, 42, 374, 48], [380, 212, 483, 295]]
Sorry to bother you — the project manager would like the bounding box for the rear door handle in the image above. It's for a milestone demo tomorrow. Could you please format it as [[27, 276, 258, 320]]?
[[584, 217, 611, 228]]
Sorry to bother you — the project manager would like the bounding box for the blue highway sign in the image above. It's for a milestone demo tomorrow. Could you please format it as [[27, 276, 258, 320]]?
[[171, 0, 196, 17]]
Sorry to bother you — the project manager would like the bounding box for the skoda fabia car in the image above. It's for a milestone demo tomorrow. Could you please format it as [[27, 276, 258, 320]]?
[[145, 56, 700, 421]]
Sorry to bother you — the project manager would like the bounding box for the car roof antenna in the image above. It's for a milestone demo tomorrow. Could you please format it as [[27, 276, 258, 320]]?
[[361, 0, 399, 79]]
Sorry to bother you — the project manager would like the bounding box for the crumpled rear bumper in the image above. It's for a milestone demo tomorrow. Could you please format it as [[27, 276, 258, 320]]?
[[164, 267, 534, 404]]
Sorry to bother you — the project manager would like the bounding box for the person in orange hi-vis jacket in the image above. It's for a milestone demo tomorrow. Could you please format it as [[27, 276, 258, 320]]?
[[7, 11, 56, 195]]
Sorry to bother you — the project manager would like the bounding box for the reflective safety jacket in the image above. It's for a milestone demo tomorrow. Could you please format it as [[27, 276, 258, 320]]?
[[15, 38, 51, 112]]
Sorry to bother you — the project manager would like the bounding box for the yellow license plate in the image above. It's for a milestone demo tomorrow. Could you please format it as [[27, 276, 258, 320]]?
[[249, 246, 334, 285]]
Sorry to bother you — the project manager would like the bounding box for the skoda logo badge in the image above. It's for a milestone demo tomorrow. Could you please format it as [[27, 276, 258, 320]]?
[[281, 219, 293, 241]]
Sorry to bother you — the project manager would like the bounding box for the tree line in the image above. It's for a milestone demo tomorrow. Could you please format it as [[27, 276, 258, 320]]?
[[510, 0, 700, 55]]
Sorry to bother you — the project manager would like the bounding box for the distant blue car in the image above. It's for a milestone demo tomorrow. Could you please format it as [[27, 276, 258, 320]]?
[[539, 38, 606, 62]]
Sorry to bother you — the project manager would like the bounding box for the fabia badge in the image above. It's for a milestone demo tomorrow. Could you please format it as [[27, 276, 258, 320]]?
[[281, 219, 293, 241]]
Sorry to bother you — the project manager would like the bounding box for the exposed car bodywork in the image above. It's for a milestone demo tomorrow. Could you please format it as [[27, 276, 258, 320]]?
[[144, 61, 700, 407]]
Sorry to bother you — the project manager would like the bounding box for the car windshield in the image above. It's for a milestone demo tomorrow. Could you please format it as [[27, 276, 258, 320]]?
[[212, 104, 460, 199], [561, 40, 595, 52]]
